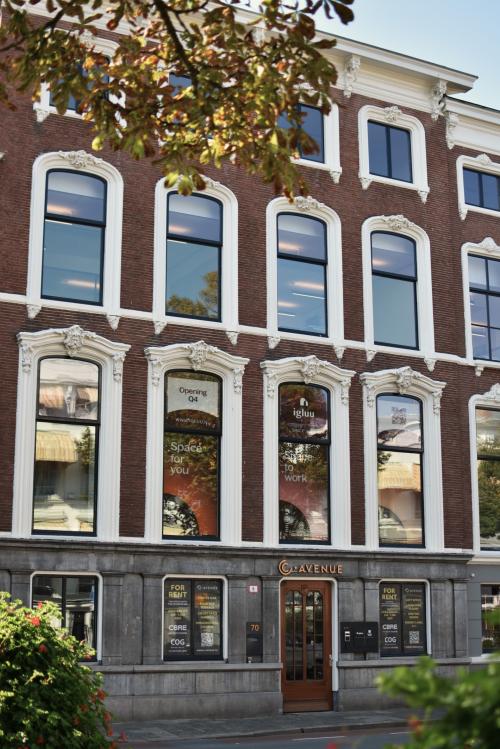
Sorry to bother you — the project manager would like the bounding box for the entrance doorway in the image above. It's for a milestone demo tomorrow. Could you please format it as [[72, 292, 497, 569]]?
[[280, 580, 333, 712]]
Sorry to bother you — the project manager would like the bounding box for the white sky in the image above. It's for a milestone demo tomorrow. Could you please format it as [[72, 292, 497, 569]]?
[[316, 0, 500, 110]]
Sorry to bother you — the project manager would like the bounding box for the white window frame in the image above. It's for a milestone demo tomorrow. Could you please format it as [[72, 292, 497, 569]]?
[[457, 153, 500, 221], [469, 383, 500, 557], [462, 236, 500, 366], [360, 367, 446, 552], [362, 215, 435, 357], [153, 178, 238, 335], [291, 103, 342, 183], [144, 340, 249, 545], [33, 36, 118, 123], [261, 355, 355, 549], [266, 196, 344, 346], [358, 105, 430, 204], [162, 574, 228, 662], [26, 151, 123, 326], [379, 578, 432, 657], [30, 570, 104, 661], [13, 325, 130, 540]]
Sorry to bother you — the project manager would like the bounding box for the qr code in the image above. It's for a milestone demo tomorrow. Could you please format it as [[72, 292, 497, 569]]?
[[409, 631, 420, 644], [201, 632, 214, 647]]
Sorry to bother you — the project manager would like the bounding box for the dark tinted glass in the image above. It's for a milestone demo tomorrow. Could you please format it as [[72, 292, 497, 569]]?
[[301, 105, 324, 162], [278, 214, 326, 261], [164, 580, 192, 659], [279, 384, 329, 442], [278, 258, 326, 335], [371, 233, 416, 277], [168, 194, 221, 243], [165, 371, 220, 432], [476, 408, 500, 456], [279, 442, 329, 542], [42, 221, 103, 303], [38, 359, 99, 420], [483, 173, 500, 211], [373, 275, 417, 347], [166, 240, 219, 319], [377, 395, 421, 449], [389, 127, 412, 182], [46, 171, 105, 223], [464, 168, 481, 206], [368, 121, 389, 176], [469, 255, 487, 290], [378, 451, 422, 545]]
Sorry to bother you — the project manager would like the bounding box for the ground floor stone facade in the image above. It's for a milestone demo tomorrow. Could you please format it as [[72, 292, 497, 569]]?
[[0, 539, 478, 719]]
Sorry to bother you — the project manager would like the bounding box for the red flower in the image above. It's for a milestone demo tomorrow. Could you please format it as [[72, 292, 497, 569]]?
[[29, 616, 41, 627], [106, 727, 114, 737], [97, 689, 106, 702], [38, 643, 48, 654], [37, 602, 43, 609]]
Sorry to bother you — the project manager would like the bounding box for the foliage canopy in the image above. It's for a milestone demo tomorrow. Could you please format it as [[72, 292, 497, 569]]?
[[0, 0, 355, 196]]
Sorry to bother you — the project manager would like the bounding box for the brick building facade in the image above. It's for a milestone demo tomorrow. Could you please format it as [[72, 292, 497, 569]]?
[[1, 15, 500, 718]]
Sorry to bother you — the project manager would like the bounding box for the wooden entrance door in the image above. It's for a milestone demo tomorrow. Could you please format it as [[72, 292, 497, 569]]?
[[281, 580, 332, 712]]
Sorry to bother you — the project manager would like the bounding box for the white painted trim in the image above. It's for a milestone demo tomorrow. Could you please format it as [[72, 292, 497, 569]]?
[[153, 177, 238, 335], [462, 237, 500, 363], [261, 355, 355, 549], [13, 326, 130, 540], [361, 215, 435, 357], [468, 385, 500, 556], [278, 577, 338, 692], [27, 151, 123, 324], [457, 153, 500, 221], [379, 578, 432, 656], [33, 36, 118, 123], [360, 367, 446, 552], [30, 570, 103, 661], [144, 341, 248, 545], [162, 574, 228, 663], [358, 105, 430, 203], [291, 104, 342, 183], [265, 196, 344, 346]]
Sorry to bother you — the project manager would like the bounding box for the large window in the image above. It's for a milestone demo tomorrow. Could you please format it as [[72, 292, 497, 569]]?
[[368, 121, 412, 183], [33, 357, 100, 535], [163, 370, 221, 539], [475, 408, 500, 549], [49, 63, 110, 113], [277, 213, 327, 336], [468, 254, 500, 361], [379, 582, 427, 657], [279, 383, 330, 544], [464, 169, 500, 213], [164, 578, 222, 661], [278, 104, 325, 163], [371, 232, 418, 349], [32, 575, 98, 655], [481, 584, 500, 653], [166, 193, 222, 320], [42, 170, 106, 304], [377, 394, 423, 547]]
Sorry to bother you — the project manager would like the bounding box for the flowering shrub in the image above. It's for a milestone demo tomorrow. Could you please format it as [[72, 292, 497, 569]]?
[[0, 593, 121, 748]]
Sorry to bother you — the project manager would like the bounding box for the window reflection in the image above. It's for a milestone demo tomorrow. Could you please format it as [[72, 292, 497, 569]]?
[[368, 121, 412, 182], [33, 358, 100, 535], [278, 104, 325, 163], [476, 408, 500, 549], [464, 168, 500, 212], [469, 255, 500, 361], [32, 575, 97, 654], [481, 584, 500, 653]]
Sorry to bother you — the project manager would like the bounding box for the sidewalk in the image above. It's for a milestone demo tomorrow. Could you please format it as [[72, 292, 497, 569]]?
[[113, 707, 414, 743]]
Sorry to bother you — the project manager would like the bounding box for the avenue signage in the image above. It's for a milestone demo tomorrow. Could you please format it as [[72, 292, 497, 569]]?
[[278, 559, 344, 576]]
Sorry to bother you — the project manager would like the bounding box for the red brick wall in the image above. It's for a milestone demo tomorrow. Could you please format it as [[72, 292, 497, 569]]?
[[1, 83, 499, 551]]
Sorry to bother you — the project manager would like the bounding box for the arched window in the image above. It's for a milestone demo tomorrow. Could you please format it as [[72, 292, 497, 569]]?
[[42, 171, 107, 304], [277, 213, 328, 337], [279, 383, 330, 544], [34, 357, 100, 535], [376, 394, 423, 547], [166, 193, 222, 320], [163, 370, 222, 540]]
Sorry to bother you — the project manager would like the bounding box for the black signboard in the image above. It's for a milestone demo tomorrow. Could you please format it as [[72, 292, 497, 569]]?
[[402, 584, 426, 655], [246, 621, 263, 662], [164, 580, 191, 659], [193, 581, 222, 658], [340, 622, 379, 653], [379, 583, 402, 656]]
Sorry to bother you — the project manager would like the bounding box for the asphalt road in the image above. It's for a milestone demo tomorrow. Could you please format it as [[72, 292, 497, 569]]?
[[123, 727, 411, 749]]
